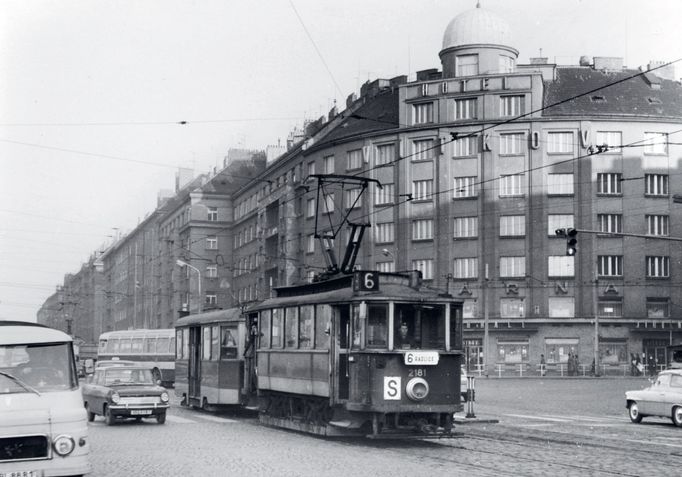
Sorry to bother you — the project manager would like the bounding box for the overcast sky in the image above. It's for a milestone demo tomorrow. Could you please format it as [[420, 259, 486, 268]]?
[[1, 0, 680, 322]]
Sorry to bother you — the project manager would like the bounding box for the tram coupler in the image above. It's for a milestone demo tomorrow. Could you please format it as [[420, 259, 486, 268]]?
[[465, 375, 476, 418]]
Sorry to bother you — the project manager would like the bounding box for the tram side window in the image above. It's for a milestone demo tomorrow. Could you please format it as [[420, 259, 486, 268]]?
[[351, 305, 363, 349], [449, 304, 463, 349], [315, 305, 331, 350], [420, 305, 445, 349], [131, 338, 143, 354], [395, 305, 418, 349], [175, 331, 183, 359], [299, 305, 314, 349], [272, 308, 283, 348], [259, 310, 271, 348], [220, 326, 238, 359], [211, 326, 220, 360], [182, 329, 189, 359], [119, 338, 132, 353], [145, 338, 157, 354], [285, 307, 299, 348], [366, 304, 388, 348], [203, 327, 211, 360]]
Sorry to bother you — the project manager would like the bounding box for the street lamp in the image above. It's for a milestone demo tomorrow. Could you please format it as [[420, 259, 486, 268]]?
[[176, 259, 202, 313]]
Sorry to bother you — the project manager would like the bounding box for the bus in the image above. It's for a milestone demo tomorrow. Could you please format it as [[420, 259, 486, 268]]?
[[97, 329, 176, 386], [0, 321, 91, 476]]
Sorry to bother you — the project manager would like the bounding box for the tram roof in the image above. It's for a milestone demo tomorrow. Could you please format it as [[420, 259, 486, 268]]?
[[175, 308, 242, 327]]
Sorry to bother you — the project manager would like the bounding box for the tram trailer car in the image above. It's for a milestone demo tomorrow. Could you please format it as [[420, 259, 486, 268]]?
[[251, 270, 464, 438]]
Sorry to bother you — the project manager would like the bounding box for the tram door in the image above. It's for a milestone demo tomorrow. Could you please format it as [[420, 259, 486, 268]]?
[[333, 307, 350, 401], [188, 326, 202, 399]]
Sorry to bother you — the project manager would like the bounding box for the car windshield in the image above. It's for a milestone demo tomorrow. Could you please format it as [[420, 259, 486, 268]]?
[[0, 343, 77, 393], [104, 368, 154, 385]]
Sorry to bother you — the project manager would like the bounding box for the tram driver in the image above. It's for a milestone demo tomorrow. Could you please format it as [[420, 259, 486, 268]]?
[[395, 322, 417, 349]]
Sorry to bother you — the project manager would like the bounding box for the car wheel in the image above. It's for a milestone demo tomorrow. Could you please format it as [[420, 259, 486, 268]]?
[[629, 402, 643, 423], [104, 406, 115, 426], [85, 403, 96, 422], [156, 412, 166, 424], [672, 407, 682, 427]]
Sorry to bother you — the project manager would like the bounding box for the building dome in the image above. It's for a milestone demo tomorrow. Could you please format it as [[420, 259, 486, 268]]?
[[442, 4, 513, 51]]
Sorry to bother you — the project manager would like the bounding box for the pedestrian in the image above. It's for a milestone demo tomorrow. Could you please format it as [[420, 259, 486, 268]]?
[[647, 355, 656, 376], [590, 358, 596, 376], [574, 353, 580, 375], [635, 353, 642, 375], [567, 352, 574, 376], [540, 354, 546, 376], [630, 353, 636, 376]]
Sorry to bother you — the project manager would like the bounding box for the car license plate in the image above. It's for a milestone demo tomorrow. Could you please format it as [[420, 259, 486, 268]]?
[[130, 410, 152, 415], [0, 471, 38, 477]]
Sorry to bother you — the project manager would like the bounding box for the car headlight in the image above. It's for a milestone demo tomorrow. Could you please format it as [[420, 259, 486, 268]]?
[[110, 392, 120, 404], [160, 392, 169, 402], [53, 435, 75, 456]]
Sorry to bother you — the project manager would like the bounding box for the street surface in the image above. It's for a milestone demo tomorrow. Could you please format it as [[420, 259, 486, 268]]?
[[87, 377, 681, 476]]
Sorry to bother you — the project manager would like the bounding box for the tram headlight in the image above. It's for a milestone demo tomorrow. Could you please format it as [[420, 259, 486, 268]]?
[[160, 392, 169, 402], [53, 435, 75, 456], [110, 392, 120, 404], [405, 377, 429, 401]]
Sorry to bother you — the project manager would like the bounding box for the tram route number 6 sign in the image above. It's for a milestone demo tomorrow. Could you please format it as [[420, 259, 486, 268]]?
[[384, 376, 401, 400], [354, 271, 379, 292]]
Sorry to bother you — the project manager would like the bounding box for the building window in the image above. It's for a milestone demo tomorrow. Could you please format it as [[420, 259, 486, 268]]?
[[598, 255, 623, 277], [646, 256, 670, 278], [499, 215, 525, 237], [376, 261, 395, 273], [547, 132, 574, 153], [547, 214, 574, 236], [413, 139, 434, 161], [206, 265, 218, 278], [500, 256, 525, 278], [306, 234, 315, 254], [454, 216, 478, 238], [597, 173, 622, 195], [499, 133, 524, 155], [545, 338, 579, 363], [205, 294, 218, 306], [454, 176, 477, 198], [375, 183, 394, 205], [346, 149, 363, 170], [207, 206, 218, 221], [455, 98, 477, 120], [598, 214, 622, 233], [548, 256, 574, 277], [453, 135, 478, 157], [500, 300, 526, 319], [412, 219, 434, 241], [499, 174, 524, 197], [598, 299, 622, 318], [463, 299, 477, 318], [646, 215, 669, 236], [547, 174, 574, 195], [453, 258, 478, 279], [412, 179, 433, 201], [548, 297, 575, 318], [500, 96, 524, 117], [375, 222, 395, 244], [643, 132, 668, 155], [647, 298, 670, 318], [456, 54, 478, 76], [596, 131, 622, 153], [323, 155, 334, 174], [306, 198, 316, 218], [499, 55, 515, 73], [345, 189, 362, 209], [206, 236, 218, 250], [375, 144, 395, 166], [307, 161, 316, 177], [645, 174, 668, 196], [323, 193, 335, 213], [412, 259, 433, 280], [413, 102, 434, 124]]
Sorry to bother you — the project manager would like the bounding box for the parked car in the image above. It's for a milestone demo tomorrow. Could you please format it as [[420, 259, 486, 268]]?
[[625, 369, 682, 427], [82, 366, 170, 425]]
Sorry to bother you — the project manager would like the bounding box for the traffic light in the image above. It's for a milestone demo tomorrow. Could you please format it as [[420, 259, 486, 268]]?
[[566, 228, 578, 256]]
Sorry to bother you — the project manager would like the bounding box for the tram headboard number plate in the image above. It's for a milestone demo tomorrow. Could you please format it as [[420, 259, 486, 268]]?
[[384, 376, 401, 400], [404, 351, 439, 366], [354, 271, 379, 291]]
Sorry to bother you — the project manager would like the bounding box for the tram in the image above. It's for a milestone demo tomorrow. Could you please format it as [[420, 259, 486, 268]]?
[[174, 175, 465, 437]]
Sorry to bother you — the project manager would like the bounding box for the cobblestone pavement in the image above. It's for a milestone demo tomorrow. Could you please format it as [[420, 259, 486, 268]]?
[[87, 379, 681, 476]]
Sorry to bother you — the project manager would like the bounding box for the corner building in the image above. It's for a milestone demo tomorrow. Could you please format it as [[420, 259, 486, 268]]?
[[243, 5, 682, 375]]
